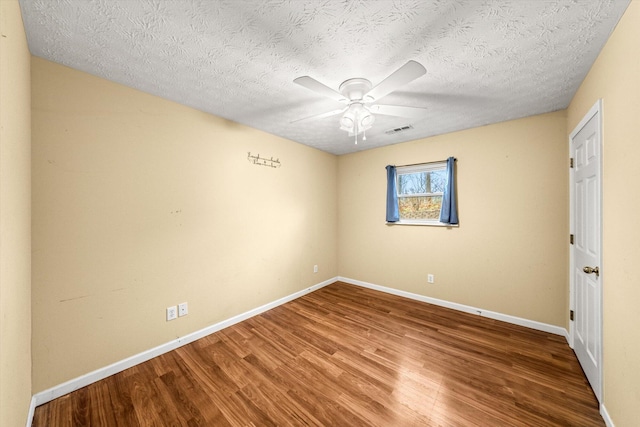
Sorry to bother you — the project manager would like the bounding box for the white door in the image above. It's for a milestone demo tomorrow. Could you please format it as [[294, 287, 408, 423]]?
[[570, 100, 603, 402]]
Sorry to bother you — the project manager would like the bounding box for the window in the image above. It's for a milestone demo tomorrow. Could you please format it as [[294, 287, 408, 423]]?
[[396, 162, 447, 223], [386, 158, 458, 226]]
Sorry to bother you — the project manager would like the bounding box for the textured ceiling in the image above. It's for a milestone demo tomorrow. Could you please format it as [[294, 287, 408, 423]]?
[[19, 0, 630, 155]]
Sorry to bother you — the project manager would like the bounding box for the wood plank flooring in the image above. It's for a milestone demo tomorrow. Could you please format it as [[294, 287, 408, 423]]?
[[33, 282, 603, 426]]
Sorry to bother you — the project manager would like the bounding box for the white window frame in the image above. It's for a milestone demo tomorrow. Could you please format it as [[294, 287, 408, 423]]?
[[392, 161, 452, 226]]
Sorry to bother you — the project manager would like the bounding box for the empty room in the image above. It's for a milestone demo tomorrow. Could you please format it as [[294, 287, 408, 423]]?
[[1, 0, 639, 426]]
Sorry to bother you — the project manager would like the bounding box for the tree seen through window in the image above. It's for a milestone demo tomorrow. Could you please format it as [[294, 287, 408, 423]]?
[[397, 169, 446, 220]]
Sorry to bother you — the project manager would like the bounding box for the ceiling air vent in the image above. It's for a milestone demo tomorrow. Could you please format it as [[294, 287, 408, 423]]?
[[385, 125, 414, 135]]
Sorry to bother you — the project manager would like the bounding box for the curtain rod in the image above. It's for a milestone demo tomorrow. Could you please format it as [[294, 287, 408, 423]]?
[[393, 158, 456, 168]]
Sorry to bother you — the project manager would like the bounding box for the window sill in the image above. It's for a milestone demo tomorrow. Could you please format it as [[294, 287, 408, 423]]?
[[386, 221, 459, 227]]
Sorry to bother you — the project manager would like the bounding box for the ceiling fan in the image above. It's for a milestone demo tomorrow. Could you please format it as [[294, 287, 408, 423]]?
[[292, 60, 428, 144]]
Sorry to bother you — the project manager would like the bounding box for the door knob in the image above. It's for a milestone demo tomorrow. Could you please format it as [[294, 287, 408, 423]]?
[[583, 266, 600, 278]]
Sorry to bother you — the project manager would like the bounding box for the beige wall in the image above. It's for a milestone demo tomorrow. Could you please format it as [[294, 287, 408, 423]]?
[[338, 111, 568, 327], [0, 0, 32, 425], [31, 58, 338, 392], [567, 2, 640, 425]]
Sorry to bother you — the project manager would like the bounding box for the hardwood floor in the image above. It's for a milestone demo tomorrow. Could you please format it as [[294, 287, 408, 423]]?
[[33, 282, 603, 426]]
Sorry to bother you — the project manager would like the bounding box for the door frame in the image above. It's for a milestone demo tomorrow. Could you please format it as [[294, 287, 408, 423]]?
[[568, 99, 603, 403]]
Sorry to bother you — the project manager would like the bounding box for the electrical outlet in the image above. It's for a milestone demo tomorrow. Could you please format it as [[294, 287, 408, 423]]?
[[313, 265, 318, 273], [166, 306, 177, 321], [428, 274, 435, 284], [178, 302, 188, 317]]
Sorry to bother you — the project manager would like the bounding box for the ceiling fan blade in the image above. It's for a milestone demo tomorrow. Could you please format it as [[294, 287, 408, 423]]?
[[369, 104, 429, 118], [291, 107, 347, 123], [364, 61, 426, 102], [293, 76, 347, 103]]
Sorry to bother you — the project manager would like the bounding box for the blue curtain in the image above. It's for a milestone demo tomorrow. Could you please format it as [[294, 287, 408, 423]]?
[[385, 165, 399, 222], [439, 157, 458, 224]]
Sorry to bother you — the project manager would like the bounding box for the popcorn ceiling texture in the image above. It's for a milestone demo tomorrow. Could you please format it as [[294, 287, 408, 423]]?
[[19, 0, 630, 155]]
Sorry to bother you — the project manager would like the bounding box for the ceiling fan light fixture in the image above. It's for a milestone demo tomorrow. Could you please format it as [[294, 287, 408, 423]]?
[[339, 114, 354, 131], [339, 103, 374, 136], [360, 112, 374, 127]]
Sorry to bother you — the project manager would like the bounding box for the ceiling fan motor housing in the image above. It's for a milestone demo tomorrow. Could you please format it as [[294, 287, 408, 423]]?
[[339, 78, 373, 102]]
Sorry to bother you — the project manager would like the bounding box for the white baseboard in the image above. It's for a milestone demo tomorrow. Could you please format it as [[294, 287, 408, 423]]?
[[601, 403, 615, 427], [31, 277, 337, 409], [337, 276, 568, 337], [25, 396, 36, 427]]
